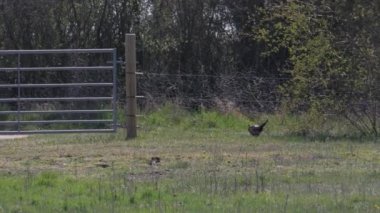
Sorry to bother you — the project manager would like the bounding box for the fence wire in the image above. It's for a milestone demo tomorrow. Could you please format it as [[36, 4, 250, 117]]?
[[134, 70, 379, 136]]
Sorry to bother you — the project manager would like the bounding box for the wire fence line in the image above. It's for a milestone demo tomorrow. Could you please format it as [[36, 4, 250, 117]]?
[[139, 73, 380, 93], [137, 72, 379, 106], [138, 96, 380, 106], [142, 72, 292, 80], [135, 69, 379, 136], [141, 72, 379, 84]]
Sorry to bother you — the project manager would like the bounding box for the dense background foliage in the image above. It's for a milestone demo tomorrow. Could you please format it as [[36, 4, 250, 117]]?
[[0, 0, 378, 136]]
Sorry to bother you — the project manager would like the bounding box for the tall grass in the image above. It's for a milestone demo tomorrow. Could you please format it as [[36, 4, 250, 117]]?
[[142, 103, 250, 130], [141, 103, 371, 141]]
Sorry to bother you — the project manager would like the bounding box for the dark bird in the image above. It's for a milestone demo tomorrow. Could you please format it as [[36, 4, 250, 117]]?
[[248, 120, 268, 136]]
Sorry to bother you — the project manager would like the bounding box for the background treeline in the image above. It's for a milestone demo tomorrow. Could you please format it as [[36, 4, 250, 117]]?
[[0, 0, 379, 136]]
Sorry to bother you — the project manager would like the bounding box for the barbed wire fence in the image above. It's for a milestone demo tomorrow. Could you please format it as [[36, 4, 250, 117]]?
[[131, 69, 379, 138], [138, 72, 378, 108]]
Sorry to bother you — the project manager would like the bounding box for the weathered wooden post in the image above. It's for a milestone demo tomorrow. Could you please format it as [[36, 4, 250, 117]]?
[[125, 34, 137, 139]]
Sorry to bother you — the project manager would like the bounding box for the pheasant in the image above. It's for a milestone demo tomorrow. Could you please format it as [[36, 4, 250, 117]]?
[[248, 120, 268, 136]]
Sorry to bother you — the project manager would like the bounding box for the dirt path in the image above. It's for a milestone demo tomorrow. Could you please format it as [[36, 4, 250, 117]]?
[[0, 135, 28, 140]]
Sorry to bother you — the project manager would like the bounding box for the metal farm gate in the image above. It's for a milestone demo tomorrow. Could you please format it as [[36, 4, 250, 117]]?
[[0, 49, 118, 134]]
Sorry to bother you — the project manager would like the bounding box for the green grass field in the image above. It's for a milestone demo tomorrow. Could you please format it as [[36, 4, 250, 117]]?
[[0, 106, 379, 212]]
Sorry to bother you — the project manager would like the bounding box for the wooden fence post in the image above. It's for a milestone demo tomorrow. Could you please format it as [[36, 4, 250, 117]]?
[[125, 34, 137, 139]]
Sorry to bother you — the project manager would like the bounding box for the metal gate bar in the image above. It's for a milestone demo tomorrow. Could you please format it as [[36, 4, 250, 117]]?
[[0, 48, 117, 134], [0, 120, 113, 124], [0, 49, 115, 54], [0, 83, 113, 88], [0, 110, 113, 115], [0, 129, 115, 134], [0, 66, 112, 72], [0, 97, 113, 102]]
